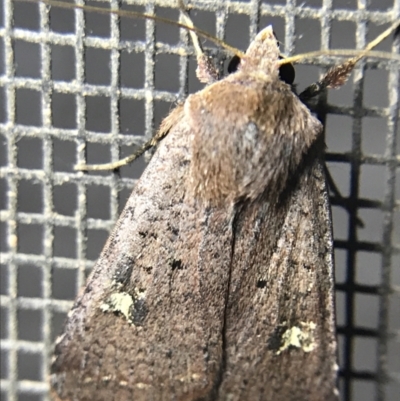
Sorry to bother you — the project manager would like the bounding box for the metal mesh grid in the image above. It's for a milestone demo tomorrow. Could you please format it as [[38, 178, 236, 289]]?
[[0, 0, 399, 400]]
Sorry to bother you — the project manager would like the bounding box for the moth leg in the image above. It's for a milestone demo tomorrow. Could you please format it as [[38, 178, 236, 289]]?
[[299, 58, 357, 102], [300, 21, 399, 221], [301, 83, 366, 226], [300, 20, 399, 102], [75, 3, 217, 172], [301, 71, 365, 226], [178, 0, 219, 84]]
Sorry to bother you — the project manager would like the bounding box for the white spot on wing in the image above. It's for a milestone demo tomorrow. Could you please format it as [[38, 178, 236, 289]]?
[[277, 321, 317, 355], [100, 292, 134, 321]]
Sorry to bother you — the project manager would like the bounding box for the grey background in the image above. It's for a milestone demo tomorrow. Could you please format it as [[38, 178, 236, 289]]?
[[0, 0, 399, 401]]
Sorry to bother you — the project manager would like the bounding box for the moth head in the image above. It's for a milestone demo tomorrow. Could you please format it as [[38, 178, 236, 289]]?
[[229, 26, 295, 85], [239, 26, 280, 77]]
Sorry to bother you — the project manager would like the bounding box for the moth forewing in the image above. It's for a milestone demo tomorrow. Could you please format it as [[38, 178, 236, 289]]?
[[51, 109, 234, 400], [219, 151, 338, 400]]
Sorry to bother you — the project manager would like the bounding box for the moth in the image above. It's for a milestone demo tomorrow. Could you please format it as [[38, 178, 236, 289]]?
[[46, 1, 399, 400]]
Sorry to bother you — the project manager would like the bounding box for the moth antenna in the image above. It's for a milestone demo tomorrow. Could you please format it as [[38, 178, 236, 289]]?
[[281, 21, 399, 66], [33, 0, 397, 170], [18, 0, 244, 58], [295, 22, 398, 224], [20, 0, 241, 171], [178, 0, 204, 57], [282, 49, 399, 64], [297, 20, 399, 101], [74, 0, 224, 171]]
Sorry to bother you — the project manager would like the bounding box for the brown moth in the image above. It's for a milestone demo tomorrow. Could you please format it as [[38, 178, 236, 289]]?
[[47, 2, 399, 400], [50, 23, 339, 401]]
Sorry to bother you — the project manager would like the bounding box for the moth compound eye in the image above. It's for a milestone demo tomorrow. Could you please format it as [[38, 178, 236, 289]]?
[[278, 59, 295, 85], [228, 55, 241, 74], [228, 54, 294, 85], [274, 32, 295, 85]]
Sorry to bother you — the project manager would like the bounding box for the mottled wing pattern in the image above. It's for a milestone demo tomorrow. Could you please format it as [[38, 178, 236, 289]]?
[[51, 108, 235, 401], [220, 145, 338, 401]]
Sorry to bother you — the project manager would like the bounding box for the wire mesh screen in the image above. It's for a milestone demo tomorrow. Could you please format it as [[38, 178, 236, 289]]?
[[0, 0, 399, 400]]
